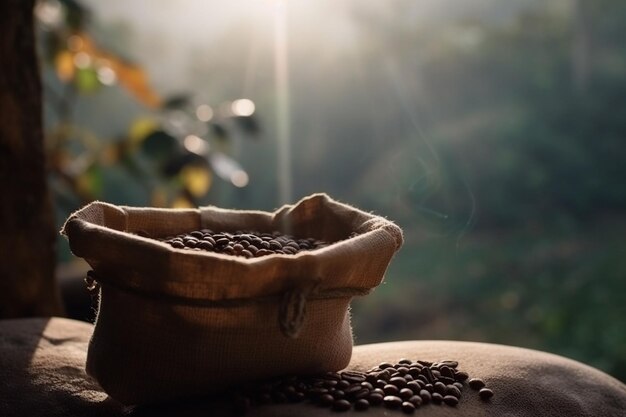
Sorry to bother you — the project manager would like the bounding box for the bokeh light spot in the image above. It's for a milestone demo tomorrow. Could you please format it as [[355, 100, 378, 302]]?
[[231, 99, 255, 117], [195, 104, 214, 122], [230, 170, 249, 187]]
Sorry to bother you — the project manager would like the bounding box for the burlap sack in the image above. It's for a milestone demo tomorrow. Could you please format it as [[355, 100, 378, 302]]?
[[61, 193, 403, 405]]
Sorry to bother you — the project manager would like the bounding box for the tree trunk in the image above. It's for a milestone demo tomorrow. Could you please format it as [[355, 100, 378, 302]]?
[[0, 0, 63, 317]]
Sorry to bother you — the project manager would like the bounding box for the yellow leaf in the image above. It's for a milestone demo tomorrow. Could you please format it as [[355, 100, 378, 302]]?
[[128, 117, 159, 148], [180, 165, 212, 197], [112, 63, 162, 108]]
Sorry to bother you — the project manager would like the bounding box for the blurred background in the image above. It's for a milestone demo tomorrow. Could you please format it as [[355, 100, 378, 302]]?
[[36, 0, 625, 381]]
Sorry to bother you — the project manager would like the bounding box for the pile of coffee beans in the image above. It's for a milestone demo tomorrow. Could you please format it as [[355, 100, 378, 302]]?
[[228, 358, 493, 414], [156, 229, 330, 258]]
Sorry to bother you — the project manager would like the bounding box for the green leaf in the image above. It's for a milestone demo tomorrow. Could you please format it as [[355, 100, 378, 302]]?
[[74, 67, 101, 93]]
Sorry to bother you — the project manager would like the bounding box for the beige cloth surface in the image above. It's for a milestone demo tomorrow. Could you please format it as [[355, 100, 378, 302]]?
[[1, 317, 625, 417]]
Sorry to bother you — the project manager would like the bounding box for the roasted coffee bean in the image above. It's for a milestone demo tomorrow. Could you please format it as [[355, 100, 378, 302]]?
[[408, 395, 422, 407], [333, 390, 346, 400], [399, 388, 413, 400], [354, 398, 370, 411], [440, 365, 455, 379], [434, 381, 447, 395], [383, 384, 399, 396], [469, 378, 486, 390], [398, 358, 413, 365], [440, 360, 459, 369], [353, 388, 370, 400], [341, 370, 366, 383], [159, 229, 329, 258], [389, 377, 407, 388], [368, 392, 384, 405], [443, 395, 459, 406], [407, 381, 420, 392], [417, 375, 429, 385], [332, 399, 351, 411], [383, 395, 403, 409], [401, 401, 416, 413], [479, 388, 494, 400], [447, 385, 462, 398], [344, 385, 363, 396], [225, 357, 491, 414], [455, 371, 469, 382], [419, 389, 431, 403], [337, 380, 350, 389], [318, 394, 334, 406]]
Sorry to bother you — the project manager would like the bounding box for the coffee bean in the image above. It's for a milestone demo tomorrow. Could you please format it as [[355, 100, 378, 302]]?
[[368, 392, 384, 405], [333, 390, 345, 400], [224, 358, 491, 414], [447, 385, 462, 398], [396, 367, 409, 375], [434, 382, 447, 395], [354, 398, 370, 411], [440, 365, 455, 379], [407, 381, 420, 392], [399, 388, 414, 400], [455, 371, 469, 382], [419, 389, 431, 403], [469, 378, 486, 390], [479, 388, 494, 400], [318, 394, 334, 406], [408, 395, 422, 407], [389, 377, 407, 388], [443, 395, 459, 406], [431, 392, 443, 404], [398, 358, 413, 365], [383, 395, 402, 409], [159, 229, 328, 258], [401, 401, 416, 413], [440, 360, 459, 369], [383, 384, 399, 396], [353, 388, 370, 400], [344, 385, 362, 396], [337, 380, 350, 389], [332, 399, 351, 411]]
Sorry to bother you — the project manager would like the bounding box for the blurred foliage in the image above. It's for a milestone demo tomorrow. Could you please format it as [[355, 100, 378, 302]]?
[[36, 0, 260, 231], [347, 0, 626, 382]]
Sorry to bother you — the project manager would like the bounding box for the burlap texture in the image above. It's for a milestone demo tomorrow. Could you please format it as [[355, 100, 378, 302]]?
[[61, 193, 403, 405], [2, 318, 625, 417]]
